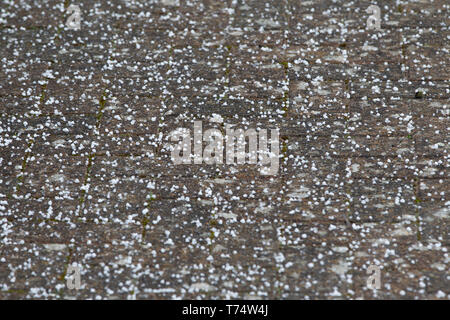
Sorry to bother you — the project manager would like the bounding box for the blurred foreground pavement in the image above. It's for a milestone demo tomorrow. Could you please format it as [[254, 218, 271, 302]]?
[[0, 0, 448, 299]]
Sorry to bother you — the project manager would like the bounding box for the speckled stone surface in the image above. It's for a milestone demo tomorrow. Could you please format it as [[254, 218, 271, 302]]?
[[0, 0, 448, 299]]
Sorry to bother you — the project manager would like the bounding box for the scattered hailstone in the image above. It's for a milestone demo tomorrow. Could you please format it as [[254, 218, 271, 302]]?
[[209, 113, 223, 123], [42, 70, 55, 79]]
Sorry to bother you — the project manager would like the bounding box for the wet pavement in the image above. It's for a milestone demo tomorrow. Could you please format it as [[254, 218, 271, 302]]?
[[0, 0, 448, 299]]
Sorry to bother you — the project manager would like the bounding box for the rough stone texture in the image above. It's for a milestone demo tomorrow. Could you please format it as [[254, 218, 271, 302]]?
[[0, 0, 448, 299]]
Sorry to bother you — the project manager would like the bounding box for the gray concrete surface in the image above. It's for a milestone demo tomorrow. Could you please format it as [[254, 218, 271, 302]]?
[[0, 0, 448, 299]]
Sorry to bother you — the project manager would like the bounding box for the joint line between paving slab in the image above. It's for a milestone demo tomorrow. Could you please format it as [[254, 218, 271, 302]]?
[[75, 37, 119, 216], [13, 2, 68, 197]]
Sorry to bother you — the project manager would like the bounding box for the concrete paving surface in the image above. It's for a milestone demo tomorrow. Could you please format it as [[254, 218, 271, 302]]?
[[0, 0, 448, 299]]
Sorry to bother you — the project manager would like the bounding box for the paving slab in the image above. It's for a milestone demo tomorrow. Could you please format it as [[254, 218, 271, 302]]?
[[0, 0, 448, 299]]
